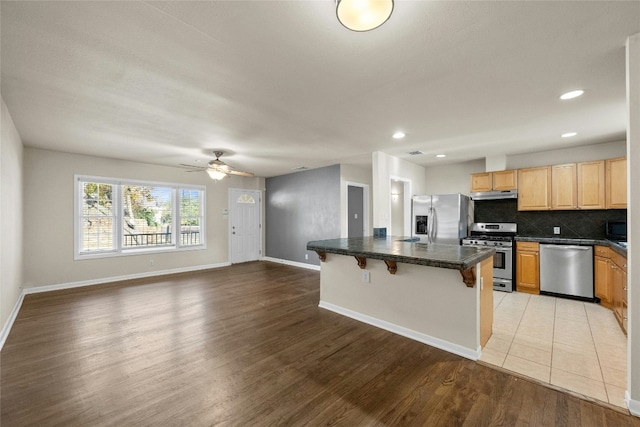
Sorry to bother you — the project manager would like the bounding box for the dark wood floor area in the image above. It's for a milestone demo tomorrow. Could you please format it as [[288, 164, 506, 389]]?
[[2, 261, 639, 426]]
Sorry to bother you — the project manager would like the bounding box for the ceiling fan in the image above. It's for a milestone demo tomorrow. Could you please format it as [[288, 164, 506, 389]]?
[[181, 151, 254, 180]]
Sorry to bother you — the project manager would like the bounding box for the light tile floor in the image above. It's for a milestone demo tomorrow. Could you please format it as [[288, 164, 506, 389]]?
[[480, 291, 628, 408]]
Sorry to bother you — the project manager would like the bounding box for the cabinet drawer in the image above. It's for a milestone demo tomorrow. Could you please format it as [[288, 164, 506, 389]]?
[[516, 241, 539, 252], [594, 245, 610, 258]]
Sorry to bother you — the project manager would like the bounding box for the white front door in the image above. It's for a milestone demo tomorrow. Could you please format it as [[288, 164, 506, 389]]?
[[229, 189, 261, 263]]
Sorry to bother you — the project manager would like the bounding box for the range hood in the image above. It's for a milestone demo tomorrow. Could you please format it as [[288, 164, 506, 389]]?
[[470, 189, 518, 200]]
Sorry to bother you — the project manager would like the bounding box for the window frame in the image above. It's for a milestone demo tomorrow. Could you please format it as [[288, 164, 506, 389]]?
[[74, 175, 206, 260]]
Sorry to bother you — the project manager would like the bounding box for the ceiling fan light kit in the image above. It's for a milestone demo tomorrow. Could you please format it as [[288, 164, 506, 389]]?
[[336, 0, 394, 32], [181, 151, 254, 181], [206, 169, 228, 180]]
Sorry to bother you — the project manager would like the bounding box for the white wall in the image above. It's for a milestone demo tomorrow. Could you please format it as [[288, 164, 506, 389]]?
[[1, 97, 24, 329], [340, 164, 373, 238], [421, 141, 626, 198], [507, 140, 626, 169], [626, 32, 640, 416], [372, 151, 426, 230], [390, 180, 404, 236], [23, 147, 264, 288], [424, 159, 485, 196]]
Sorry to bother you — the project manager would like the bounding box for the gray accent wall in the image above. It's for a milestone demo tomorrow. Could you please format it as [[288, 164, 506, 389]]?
[[266, 164, 341, 266]]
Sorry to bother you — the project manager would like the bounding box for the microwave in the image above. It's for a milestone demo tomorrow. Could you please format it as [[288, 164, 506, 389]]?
[[606, 220, 627, 241]]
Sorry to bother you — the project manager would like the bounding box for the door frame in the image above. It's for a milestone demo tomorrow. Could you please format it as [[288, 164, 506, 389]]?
[[389, 176, 412, 237], [345, 181, 370, 237], [228, 188, 263, 264]]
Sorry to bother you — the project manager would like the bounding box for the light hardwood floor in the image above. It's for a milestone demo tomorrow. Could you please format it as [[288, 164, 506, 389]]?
[[2, 262, 639, 426]]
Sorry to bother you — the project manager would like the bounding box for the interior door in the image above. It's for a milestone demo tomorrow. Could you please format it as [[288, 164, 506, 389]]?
[[229, 189, 261, 263], [348, 185, 364, 238]]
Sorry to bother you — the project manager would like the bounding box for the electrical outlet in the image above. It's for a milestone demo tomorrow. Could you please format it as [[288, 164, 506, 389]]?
[[554, 227, 560, 235], [305, 253, 309, 260], [362, 271, 370, 283]]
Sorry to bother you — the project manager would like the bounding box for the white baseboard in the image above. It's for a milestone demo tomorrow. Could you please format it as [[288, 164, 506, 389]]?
[[318, 300, 480, 361], [626, 391, 640, 416], [261, 257, 320, 271], [0, 291, 25, 351], [23, 262, 231, 295]]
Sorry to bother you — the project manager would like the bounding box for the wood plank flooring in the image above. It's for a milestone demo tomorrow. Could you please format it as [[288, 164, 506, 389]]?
[[2, 261, 639, 426]]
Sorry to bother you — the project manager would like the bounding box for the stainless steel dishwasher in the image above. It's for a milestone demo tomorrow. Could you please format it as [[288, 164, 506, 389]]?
[[539, 244, 594, 300]]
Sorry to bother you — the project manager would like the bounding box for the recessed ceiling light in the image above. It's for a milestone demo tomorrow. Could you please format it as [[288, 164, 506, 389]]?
[[392, 131, 405, 140], [560, 90, 584, 100], [561, 132, 577, 138], [435, 154, 446, 158]]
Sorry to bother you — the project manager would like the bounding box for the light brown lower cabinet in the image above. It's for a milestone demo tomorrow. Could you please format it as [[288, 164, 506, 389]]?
[[610, 251, 628, 335], [594, 245, 612, 308], [516, 241, 540, 294]]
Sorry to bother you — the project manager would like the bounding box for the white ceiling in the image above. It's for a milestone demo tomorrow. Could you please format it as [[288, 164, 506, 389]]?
[[2, 1, 639, 178]]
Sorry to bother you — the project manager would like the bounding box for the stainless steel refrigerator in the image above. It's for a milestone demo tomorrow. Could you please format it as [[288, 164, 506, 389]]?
[[412, 194, 469, 245]]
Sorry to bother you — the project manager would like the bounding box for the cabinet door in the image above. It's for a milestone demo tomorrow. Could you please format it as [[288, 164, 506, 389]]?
[[551, 163, 577, 210], [516, 250, 540, 294], [493, 170, 518, 191], [577, 160, 605, 209], [606, 157, 627, 209], [622, 270, 627, 334], [518, 167, 551, 211], [471, 173, 492, 192], [594, 256, 611, 305], [611, 263, 623, 327]]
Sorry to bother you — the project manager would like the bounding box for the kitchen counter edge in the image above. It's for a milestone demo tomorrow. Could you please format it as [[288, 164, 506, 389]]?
[[515, 237, 627, 256], [306, 237, 495, 270]]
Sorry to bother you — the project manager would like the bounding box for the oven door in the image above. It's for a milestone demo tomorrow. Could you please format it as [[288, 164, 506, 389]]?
[[492, 247, 512, 279]]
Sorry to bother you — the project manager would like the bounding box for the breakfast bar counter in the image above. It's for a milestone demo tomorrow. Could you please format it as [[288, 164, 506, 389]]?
[[307, 236, 494, 271], [306, 236, 495, 360]]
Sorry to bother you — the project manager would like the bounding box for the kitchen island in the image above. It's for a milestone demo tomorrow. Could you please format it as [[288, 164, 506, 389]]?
[[306, 237, 495, 360]]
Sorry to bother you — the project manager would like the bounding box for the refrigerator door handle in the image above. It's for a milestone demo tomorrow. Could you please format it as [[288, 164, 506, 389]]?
[[428, 207, 435, 244]]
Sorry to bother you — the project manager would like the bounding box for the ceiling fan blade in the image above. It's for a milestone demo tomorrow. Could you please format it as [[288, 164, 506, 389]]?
[[179, 163, 207, 170], [228, 170, 254, 177]]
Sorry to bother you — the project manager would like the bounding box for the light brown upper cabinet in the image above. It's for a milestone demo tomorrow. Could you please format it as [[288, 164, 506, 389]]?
[[551, 163, 577, 210], [470, 170, 517, 193], [470, 172, 492, 192], [492, 170, 518, 191], [518, 167, 551, 211], [577, 160, 605, 209], [606, 157, 627, 209]]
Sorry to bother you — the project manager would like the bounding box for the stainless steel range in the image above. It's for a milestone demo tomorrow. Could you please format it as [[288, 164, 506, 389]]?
[[462, 223, 517, 292]]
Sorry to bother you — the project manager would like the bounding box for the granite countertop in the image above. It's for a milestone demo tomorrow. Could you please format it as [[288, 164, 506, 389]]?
[[306, 236, 495, 270], [515, 236, 627, 256]]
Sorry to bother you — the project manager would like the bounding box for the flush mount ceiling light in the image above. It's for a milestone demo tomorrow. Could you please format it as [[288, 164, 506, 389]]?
[[336, 0, 394, 32], [560, 90, 584, 100], [392, 131, 405, 139], [561, 132, 577, 138]]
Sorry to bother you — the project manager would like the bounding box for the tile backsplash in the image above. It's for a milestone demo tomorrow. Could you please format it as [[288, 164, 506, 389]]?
[[474, 199, 626, 238]]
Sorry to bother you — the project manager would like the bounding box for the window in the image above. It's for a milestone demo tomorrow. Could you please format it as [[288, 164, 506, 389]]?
[[75, 176, 205, 259]]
